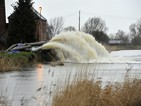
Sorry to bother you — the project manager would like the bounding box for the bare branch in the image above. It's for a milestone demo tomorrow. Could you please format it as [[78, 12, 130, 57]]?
[[82, 17, 106, 34], [49, 17, 64, 37]]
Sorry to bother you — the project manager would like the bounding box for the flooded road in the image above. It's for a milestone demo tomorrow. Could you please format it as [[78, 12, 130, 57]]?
[[0, 50, 141, 106]]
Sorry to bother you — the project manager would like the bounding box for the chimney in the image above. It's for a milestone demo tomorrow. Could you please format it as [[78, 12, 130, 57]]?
[[0, 0, 6, 34]]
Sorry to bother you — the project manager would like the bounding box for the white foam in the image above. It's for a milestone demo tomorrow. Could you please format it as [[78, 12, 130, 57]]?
[[42, 31, 109, 62]]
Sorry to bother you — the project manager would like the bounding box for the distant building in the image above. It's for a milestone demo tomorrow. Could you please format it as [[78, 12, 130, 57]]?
[[0, 0, 50, 50], [108, 39, 123, 45]]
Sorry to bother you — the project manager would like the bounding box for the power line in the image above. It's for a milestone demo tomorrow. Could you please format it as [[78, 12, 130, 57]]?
[[81, 11, 140, 20], [61, 10, 140, 21], [62, 11, 78, 18]]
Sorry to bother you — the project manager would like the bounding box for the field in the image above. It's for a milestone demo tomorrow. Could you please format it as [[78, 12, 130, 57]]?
[[104, 45, 141, 52]]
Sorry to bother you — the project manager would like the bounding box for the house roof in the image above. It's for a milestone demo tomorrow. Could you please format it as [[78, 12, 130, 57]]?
[[8, 7, 47, 21], [32, 8, 47, 21], [108, 39, 123, 44]]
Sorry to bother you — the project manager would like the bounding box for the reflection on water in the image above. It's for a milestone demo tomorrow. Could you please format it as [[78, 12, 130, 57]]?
[[0, 49, 141, 106], [37, 64, 43, 81]]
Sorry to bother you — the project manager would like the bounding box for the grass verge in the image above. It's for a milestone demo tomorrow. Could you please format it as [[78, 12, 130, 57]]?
[[0, 52, 37, 72]]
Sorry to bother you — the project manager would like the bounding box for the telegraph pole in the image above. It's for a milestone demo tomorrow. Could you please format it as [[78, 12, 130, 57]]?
[[78, 10, 80, 31]]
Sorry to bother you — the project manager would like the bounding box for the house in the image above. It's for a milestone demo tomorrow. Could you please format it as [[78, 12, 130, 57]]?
[[8, 8, 50, 42], [108, 39, 123, 45], [32, 8, 50, 41], [0, 31, 8, 50], [0, 0, 50, 50]]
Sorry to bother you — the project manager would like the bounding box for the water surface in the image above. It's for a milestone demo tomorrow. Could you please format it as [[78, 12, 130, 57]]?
[[0, 50, 141, 106]]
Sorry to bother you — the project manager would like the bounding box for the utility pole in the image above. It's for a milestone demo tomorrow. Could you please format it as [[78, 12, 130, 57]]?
[[78, 10, 80, 31]]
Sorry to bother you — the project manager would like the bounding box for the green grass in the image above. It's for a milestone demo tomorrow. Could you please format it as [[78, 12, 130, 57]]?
[[0, 49, 60, 72]]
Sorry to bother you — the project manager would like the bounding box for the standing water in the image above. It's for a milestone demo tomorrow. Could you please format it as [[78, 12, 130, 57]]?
[[0, 31, 141, 106]]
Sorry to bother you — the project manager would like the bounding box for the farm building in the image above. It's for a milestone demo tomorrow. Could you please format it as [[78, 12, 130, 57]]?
[[0, 0, 50, 50]]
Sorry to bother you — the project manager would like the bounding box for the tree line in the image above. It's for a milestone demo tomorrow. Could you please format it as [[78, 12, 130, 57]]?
[[48, 17, 141, 45], [48, 17, 109, 44]]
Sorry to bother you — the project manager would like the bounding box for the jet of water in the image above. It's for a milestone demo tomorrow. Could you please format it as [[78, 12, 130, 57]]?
[[42, 31, 109, 63]]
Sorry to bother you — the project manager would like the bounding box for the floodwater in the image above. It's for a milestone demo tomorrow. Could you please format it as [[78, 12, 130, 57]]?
[[0, 50, 141, 106]]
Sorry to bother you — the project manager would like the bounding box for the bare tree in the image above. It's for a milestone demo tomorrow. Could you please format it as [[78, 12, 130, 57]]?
[[115, 30, 130, 44], [63, 26, 76, 32], [115, 30, 125, 39], [129, 18, 141, 45], [108, 34, 115, 39], [81, 17, 107, 34], [81, 17, 109, 43], [49, 17, 64, 37], [129, 24, 137, 37], [137, 19, 141, 34]]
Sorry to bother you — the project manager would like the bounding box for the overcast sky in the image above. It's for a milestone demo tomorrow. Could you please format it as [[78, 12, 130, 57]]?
[[5, 0, 141, 34]]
